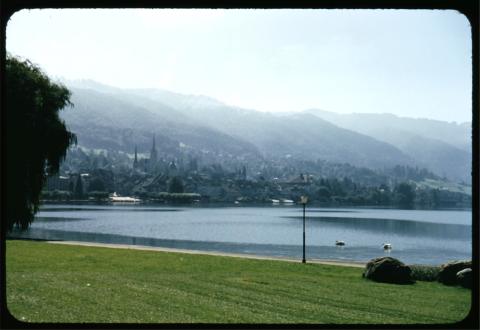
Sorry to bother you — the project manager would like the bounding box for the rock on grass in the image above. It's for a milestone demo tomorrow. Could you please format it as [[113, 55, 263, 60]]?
[[438, 260, 471, 285], [363, 257, 414, 284], [456, 268, 472, 289]]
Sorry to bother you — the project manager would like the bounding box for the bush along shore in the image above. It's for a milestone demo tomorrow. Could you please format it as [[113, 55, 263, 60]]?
[[6, 240, 471, 324], [362, 256, 472, 289]]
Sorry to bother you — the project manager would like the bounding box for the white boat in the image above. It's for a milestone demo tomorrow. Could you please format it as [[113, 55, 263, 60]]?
[[109, 192, 141, 203], [271, 199, 280, 204], [281, 199, 294, 204]]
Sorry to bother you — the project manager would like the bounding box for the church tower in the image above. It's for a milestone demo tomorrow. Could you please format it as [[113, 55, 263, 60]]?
[[148, 134, 158, 172], [133, 145, 139, 170]]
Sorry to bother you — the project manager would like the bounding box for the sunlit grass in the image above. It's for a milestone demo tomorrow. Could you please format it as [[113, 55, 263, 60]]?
[[6, 240, 471, 324]]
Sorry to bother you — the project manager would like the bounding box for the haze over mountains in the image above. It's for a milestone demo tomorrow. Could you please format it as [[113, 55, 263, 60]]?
[[304, 109, 471, 183], [61, 79, 471, 184]]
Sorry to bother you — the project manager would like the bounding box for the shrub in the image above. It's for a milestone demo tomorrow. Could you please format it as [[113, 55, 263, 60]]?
[[409, 264, 441, 282]]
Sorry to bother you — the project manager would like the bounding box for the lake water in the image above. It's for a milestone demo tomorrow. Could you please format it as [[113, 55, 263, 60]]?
[[9, 204, 472, 265]]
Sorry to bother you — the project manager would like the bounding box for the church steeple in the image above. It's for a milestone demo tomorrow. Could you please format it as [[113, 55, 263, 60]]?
[[150, 134, 158, 163], [133, 145, 138, 169]]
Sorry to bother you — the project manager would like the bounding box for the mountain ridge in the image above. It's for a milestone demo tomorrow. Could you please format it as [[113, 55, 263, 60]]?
[[61, 80, 470, 183], [304, 108, 471, 183]]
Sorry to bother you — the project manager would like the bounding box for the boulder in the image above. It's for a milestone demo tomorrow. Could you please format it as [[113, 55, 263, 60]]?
[[438, 260, 471, 285], [456, 268, 472, 289], [363, 257, 414, 284]]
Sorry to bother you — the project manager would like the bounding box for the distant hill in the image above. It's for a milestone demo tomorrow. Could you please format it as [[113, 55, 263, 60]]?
[[304, 109, 471, 183], [119, 87, 415, 168], [63, 87, 261, 159], [61, 80, 470, 183], [63, 81, 414, 171], [304, 110, 471, 151]]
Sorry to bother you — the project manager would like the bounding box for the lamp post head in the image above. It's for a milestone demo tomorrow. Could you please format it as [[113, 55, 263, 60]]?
[[300, 196, 308, 205]]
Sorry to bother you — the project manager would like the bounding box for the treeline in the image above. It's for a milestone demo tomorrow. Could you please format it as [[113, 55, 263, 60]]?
[[41, 145, 471, 208], [41, 170, 471, 208], [309, 179, 470, 208]]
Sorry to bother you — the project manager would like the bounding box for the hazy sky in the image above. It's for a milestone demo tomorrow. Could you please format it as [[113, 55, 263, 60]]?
[[7, 9, 472, 122]]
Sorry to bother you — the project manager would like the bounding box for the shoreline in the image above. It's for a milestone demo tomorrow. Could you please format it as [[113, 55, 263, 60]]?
[[46, 240, 366, 268], [38, 200, 473, 211]]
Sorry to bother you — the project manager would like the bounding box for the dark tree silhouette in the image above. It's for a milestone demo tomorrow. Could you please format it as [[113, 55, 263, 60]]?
[[394, 182, 416, 207], [74, 175, 84, 199], [5, 56, 76, 231], [168, 176, 184, 193], [88, 177, 106, 192]]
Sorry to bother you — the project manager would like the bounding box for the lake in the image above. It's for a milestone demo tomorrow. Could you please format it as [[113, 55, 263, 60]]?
[[9, 204, 472, 265]]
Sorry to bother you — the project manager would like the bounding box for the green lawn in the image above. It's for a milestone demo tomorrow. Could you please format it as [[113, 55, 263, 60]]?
[[418, 178, 472, 196], [6, 240, 471, 324]]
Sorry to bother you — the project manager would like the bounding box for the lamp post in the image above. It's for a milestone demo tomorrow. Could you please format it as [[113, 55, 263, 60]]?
[[300, 195, 308, 263]]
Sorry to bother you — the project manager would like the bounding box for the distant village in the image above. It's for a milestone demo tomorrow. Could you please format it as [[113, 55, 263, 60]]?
[[42, 135, 471, 208]]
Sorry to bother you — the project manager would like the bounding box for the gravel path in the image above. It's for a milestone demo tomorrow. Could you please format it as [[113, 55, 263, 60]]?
[[47, 240, 366, 268]]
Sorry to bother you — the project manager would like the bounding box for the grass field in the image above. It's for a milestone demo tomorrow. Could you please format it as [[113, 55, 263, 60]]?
[[417, 178, 472, 196], [6, 240, 471, 324]]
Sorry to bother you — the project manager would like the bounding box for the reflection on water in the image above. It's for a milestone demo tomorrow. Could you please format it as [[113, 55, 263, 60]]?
[[306, 210, 358, 213], [35, 216, 91, 222], [7, 205, 472, 265], [40, 207, 183, 212], [284, 216, 470, 240]]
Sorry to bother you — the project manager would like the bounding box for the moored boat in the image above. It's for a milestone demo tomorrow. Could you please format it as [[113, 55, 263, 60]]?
[[109, 192, 141, 203]]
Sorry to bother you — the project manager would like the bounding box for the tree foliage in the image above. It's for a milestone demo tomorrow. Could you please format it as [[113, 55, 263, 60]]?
[[5, 56, 76, 231], [393, 182, 416, 207], [74, 175, 84, 199], [168, 176, 184, 194], [88, 177, 106, 192]]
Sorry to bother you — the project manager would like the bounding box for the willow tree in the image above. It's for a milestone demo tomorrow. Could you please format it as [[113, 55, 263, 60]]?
[[5, 56, 76, 231]]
